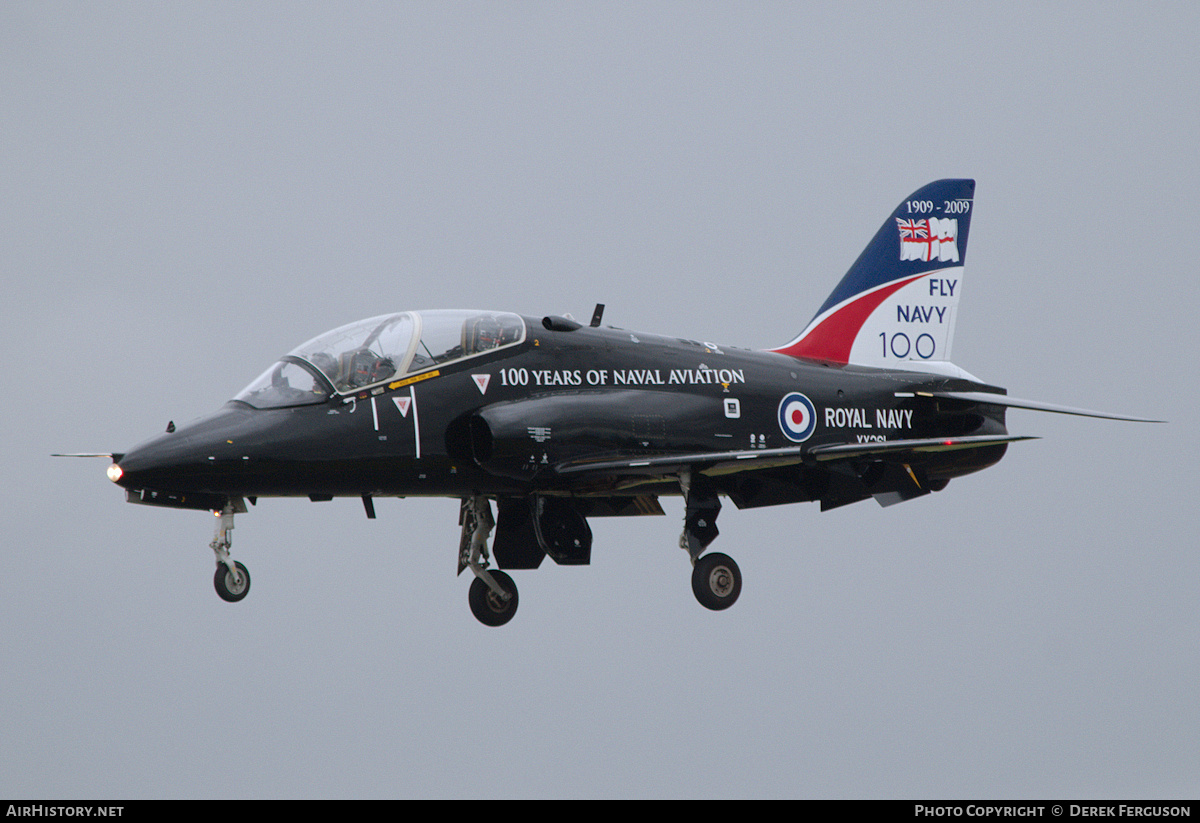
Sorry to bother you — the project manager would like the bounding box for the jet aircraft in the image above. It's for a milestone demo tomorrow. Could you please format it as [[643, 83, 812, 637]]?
[[75, 180, 1159, 625]]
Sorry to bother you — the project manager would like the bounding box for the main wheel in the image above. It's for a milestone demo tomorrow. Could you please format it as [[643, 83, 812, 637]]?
[[691, 552, 741, 611], [468, 570, 519, 626], [214, 560, 251, 603]]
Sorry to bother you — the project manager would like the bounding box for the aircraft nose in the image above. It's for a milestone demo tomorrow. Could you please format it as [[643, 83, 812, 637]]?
[[112, 404, 260, 495]]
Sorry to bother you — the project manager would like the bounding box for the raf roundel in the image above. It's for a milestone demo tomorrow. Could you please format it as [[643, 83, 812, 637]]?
[[778, 392, 817, 442]]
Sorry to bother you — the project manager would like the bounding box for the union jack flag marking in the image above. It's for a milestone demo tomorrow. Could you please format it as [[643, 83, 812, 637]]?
[[896, 218, 929, 240]]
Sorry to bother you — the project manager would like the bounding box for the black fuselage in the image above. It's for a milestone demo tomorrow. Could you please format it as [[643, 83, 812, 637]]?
[[114, 315, 1009, 515]]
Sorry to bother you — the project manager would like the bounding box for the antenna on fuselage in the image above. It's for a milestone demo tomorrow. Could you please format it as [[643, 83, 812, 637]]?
[[590, 304, 605, 327]]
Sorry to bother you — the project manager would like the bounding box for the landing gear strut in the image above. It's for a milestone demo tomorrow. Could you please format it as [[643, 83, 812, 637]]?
[[459, 496, 518, 626], [210, 501, 250, 602], [680, 471, 742, 611]]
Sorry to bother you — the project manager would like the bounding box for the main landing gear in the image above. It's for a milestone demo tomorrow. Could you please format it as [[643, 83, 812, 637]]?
[[459, 496, 519, 626], [456, 478, 743, 626], [680, 471, 742, 611], [210, 502, 251, 602]]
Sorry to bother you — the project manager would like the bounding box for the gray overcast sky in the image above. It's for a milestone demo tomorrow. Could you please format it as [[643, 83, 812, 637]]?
[[4, 2, 1197, 798]]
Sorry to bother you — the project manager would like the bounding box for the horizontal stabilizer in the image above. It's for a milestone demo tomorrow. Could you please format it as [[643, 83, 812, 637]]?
[[808, 434, 1036, 462], [926, 391, 1165, 423]]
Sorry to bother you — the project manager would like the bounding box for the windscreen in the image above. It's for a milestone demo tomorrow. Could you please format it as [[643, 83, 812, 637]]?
[[234, 360, 332, 409]]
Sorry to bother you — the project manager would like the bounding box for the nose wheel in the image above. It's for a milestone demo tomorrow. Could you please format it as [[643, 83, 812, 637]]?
[[214, 560, 251, 602]]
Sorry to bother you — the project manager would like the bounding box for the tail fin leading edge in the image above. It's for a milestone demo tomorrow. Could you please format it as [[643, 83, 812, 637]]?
[[772, 179, 976, 369]]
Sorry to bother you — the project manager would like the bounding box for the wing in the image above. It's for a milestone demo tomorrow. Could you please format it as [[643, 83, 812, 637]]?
[[555, 433, 1035, 478], [554, 433, 1034, 511]]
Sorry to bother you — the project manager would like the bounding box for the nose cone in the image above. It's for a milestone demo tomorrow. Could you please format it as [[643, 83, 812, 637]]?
[[115, 404, 261, 497]]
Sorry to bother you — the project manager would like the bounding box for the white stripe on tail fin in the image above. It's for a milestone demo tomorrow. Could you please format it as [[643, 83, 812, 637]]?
[[771, 180, 975, 373]]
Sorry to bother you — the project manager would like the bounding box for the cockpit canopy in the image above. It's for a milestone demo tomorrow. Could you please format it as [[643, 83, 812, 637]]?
[[235, 310, 526, 409]]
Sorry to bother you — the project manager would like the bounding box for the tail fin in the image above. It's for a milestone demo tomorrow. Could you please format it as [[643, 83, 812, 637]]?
[[771, 179, 975, 370]]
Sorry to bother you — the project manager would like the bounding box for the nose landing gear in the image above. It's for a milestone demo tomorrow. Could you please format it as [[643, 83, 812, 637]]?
[[210, 501, 251, 602]]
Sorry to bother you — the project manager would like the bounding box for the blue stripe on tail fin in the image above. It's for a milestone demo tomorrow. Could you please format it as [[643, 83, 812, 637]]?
[[771, 179, 975, 368]]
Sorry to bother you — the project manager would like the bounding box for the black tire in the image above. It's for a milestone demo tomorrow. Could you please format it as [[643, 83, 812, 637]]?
[[214, 561, 251, 603], [468, 570, 519, 626], [691, 552, 741, 611]]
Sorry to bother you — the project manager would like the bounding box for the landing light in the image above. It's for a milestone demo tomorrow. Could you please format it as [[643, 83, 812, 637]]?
[[106, 464, 123, 483]]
